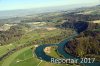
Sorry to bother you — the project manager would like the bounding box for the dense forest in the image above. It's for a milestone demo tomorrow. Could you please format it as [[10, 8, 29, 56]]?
[[0, 24, 30, 45], [64, 23, 100, 61]]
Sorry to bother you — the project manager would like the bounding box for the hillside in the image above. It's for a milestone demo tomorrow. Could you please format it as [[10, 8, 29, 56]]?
[[75, 5, 100, 15], [0, 5, 100, 66]]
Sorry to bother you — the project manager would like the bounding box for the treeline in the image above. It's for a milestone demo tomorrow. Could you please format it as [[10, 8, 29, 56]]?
[[0, 29, 73, 61], [57, 21, 100, 30], [63, 14, 100, 21], [32, 30, 73, 45]]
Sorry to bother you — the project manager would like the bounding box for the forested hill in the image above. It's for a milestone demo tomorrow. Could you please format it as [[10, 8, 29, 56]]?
[[0, 24, 30, 45], [67, 5, 100, 15]]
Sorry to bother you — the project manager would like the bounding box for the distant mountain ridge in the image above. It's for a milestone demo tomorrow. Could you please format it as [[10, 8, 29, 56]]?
[[0, 4, 99, 19], [0, 4, 100, 23]]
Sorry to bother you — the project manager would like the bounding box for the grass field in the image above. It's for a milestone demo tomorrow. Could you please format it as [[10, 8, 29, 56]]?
[[1, 46, 34, 66], [0, 44, 15, 57], [0, 45, 76, 66], [0, 29, 75, 66], [9, 46, 40, 66], [46, 46, 61, 58], [93, 28, 100, 31], [13, 29, 62, 46], [0, 29, 62, 57]]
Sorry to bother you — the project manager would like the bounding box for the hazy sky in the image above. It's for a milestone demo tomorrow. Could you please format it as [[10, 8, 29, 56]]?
[[0, 0, 100, 11]]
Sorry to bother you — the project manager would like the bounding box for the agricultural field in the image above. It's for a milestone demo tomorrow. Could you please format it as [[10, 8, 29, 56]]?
[[1, 46, 76, 66], [0, 2, 100, 66], [0, 27, 73, 66]]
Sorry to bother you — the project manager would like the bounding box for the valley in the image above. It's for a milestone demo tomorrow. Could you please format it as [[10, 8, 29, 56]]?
[[0, 4, 100, 66]]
